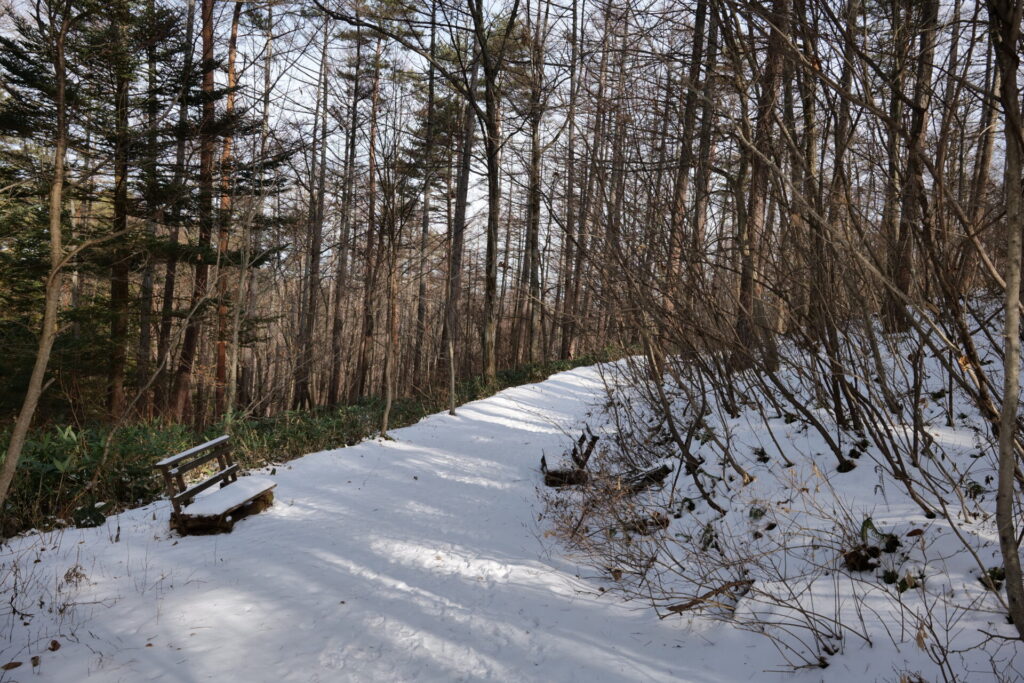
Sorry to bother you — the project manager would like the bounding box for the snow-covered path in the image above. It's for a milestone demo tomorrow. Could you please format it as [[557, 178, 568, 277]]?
[[2, 367, 781, 682]]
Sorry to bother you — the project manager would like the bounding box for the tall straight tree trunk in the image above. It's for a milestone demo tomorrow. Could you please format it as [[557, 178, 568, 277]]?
[[955, 39, 1000, 293], [813, 0, 859, 426], [559, 0, 579, 359], [883, 0, 939, 332], [666, 0, 709, 303], [351, 37, 383, 402], [381, 223, 399, 435], [524, 103, 542, 362], [228, 3, 273, 417], [566, 4, 613, 360], [731, 0, 789, 370], [157, 0, 195, 412], [480, 78, 502, 381], [328, 25, 362, 406], [171, 0, 216, 421], [988, 0, 1024, 639], [0, 8, 72, 507], [413, 2, 437, 390], [441, 56, 478, 415], [878, 0, 908, 329], [691, 5, 719, 270], [518, 0, 546, 363], [216, 1, 242, 416], [469, 0, 521, 382], [294, 18, 330, 410], [108, 13, 131, 421], [136, 0, 159, 419]]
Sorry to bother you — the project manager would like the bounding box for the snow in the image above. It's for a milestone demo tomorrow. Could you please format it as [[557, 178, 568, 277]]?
[[180, 476, 276, 518], [1, 364, 1022, 681]]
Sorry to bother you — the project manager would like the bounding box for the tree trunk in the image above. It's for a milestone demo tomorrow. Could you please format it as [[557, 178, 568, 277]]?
[[328, 20, 361, 406], [136, 0, 159, 419], [413, 2, 437, 391], [171, 0, 216, 421], [989, 0, 1024, 639], [293, 18, 330, 410], [883, 0, 939, 332], [351, 37, 384, 402], [691, 5, 719, 273], [731, 0, 789, 370], [381, 232, 399, 435], [559, 0, 579, 360], [441, 57, 478, 415], [666, 0, 709, 304], [108, 10, 132, 420], [227, 4, 274, 417], [216, 1, 242, 416], [470, 0, 521, 382], [566, 4, 613, 360], [157, 0, 195, 413]]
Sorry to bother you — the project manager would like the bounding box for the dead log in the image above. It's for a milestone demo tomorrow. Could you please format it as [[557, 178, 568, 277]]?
[[541, 428, 599, 488], [541, 454, 590, 487]]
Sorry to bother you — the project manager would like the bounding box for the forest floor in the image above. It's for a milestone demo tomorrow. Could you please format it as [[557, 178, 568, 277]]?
[[1, 363, 1021, 681]]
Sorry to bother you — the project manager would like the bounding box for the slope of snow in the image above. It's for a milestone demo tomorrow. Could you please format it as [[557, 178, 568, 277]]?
[[2, 364, 1020, 681]]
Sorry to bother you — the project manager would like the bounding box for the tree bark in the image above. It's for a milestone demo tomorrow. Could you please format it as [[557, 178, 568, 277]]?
[[108, 5, 132, 420], [413, 1, 437, 391], [989, 0, 1024, 639], [441, 56, 478, 415], [157, 0, 195, 413], [136, 0, 159, 419], [328, 20, 361, 406], [216, 1, 242, 416], [558, 0, 579, 360], [883, 0, 939, 332], [293, 18, 330, 410], [666, 0, 709, 304], [469, 0, 521, 382], [171, 0, 216, 421], [731, 0, 789, 370], [351, 37, 384, 402]]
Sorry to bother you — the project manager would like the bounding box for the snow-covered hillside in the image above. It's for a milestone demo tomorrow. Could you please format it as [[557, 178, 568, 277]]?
[[1, 364, 1021, 681]]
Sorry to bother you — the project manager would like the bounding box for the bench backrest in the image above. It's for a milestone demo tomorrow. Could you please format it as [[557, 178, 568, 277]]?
[[155, 435, 238, 514]]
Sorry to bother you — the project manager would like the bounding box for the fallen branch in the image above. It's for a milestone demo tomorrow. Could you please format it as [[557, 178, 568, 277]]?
[[663, 580, 755, 617]]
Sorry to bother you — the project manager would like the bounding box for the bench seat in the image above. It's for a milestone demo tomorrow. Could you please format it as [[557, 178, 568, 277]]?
[[173, 476, 276, 535], [183, 476, 277, 517]]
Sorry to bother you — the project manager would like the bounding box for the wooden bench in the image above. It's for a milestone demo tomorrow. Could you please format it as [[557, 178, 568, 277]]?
[[154, 435, 276, 535]]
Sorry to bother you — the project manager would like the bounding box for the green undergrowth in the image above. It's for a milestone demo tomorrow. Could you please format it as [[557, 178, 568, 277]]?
[[0, 355, 605, 538]]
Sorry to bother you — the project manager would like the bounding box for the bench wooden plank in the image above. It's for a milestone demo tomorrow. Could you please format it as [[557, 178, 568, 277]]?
[[155, 435, 230, 469], [172, 464, 239, 507], [168, 445, 231, 478]]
